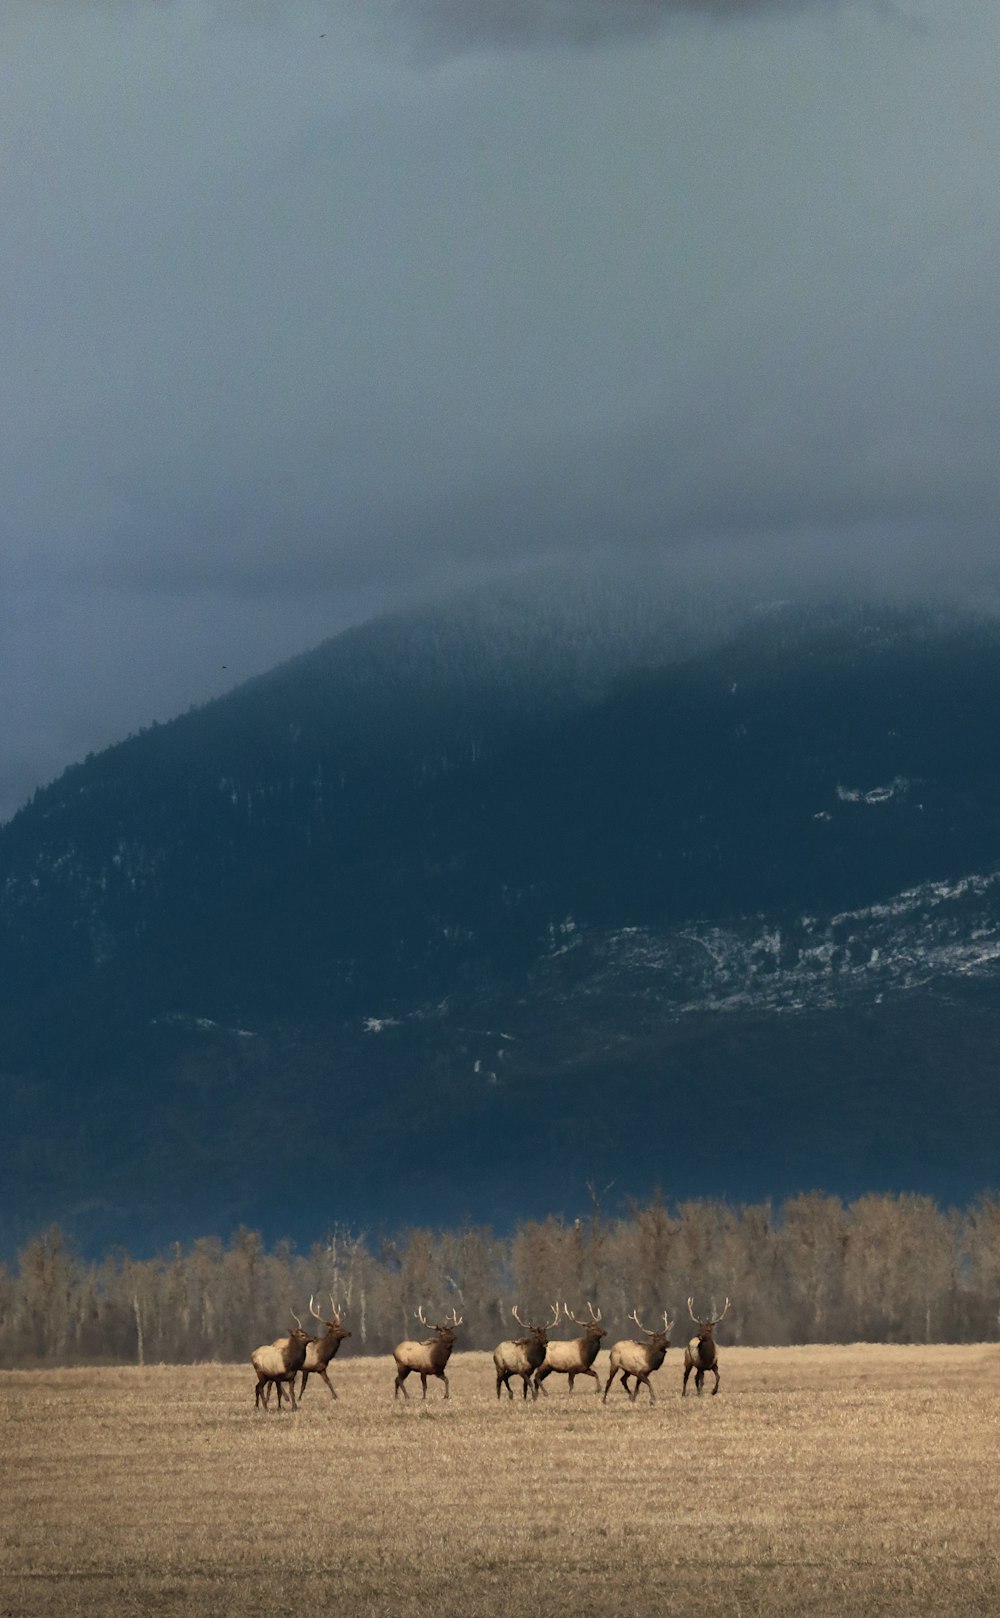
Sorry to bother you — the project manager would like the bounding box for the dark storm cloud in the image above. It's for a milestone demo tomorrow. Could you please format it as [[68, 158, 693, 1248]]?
[[1, 0, 998, 823]]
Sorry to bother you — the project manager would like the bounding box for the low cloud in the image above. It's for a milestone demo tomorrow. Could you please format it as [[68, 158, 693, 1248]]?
[[2, 0, 998, 821], [393, 0, 817, 52]]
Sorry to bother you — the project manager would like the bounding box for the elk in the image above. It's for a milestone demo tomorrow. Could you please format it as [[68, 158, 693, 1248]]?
[[603, 1309, 674, 1404], [251, 1312, 310, 1411], [682, 1297, 730, 1396], [493, 1302, 561, 1400], [533, 1301, 606, 1395], [393, 1307, 463, 1400], [298, 1294, 352, 1402]]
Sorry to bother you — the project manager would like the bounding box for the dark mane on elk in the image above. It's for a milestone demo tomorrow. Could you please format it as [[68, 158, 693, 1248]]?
[[493, 1302, 561, 1400], [251, 1311, 310, 1411], [603, 1308, 674, 1404], [393, 1307, 463, 1401], [682, 1297, 730, 1396], [533, 1301, 606, 1395]]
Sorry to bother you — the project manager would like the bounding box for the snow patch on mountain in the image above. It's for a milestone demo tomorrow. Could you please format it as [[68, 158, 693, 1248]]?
[[536, 868, 1000, 1019], [835, 777, 911, 806]]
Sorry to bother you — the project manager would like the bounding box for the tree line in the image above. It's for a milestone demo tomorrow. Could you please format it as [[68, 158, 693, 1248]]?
[[3, 1190, 1000, 1367]]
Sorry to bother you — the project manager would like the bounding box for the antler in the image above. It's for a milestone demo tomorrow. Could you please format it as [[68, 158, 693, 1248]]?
[[562, 1301, 584, 1326], [290, 1310, 303, 1330], [444, 1308, 463, 1327], [329, 1294, 342, 1324], [309, 1294, 323, 1321], [586, 1300, 602, 1323], [629, 1308, 673, 1338], [513, 1302, 561, 1333], [415, 1306, 429, 1327], [688, 1296, 730, 1327]]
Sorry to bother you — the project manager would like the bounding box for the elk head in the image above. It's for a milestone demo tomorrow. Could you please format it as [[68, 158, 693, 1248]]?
[[687, 1297, 730, 1340], [310, 1293, 352, 1343]]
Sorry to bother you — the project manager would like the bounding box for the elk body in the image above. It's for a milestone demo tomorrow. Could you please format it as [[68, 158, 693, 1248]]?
[[393, 1308, 463, 1400], [533, 1302, 606, 1394], [299, 1295, 351, 1401], [251, 1313, 310, 1411], [493, 1303, 560, 1400], [603, 1310, 673, 1404], [682, 1297, 730, 1396]]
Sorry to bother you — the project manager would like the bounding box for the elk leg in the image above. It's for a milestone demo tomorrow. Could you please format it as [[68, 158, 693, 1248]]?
[[299, 1371, 310, 1400], [695, 1368, 704, 1395], [394, 1368, 410, 1399], [420, 1373, 428, 1399], [711, 1367, 720, 1395], [601, 1368, 618, 1403], [682, 1362, 693, 1395], [567, 1372, 576, 1392], [439, 1370, 450, 1400], [319, 1368, 337, 1400], [534, 1366, 551, 1395], [637, 1374, 654, 1404], [495, 1370, 505, 1399], [521, 1375, 532, 1401], [582, 1366, 600, 1390]]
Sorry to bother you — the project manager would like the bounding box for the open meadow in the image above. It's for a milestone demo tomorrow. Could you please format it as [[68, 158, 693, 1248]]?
[[3, 1345, 1000, 1618]]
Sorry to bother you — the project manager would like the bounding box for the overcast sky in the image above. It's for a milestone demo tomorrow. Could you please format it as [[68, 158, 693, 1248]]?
[[3, 0, 999, 822]]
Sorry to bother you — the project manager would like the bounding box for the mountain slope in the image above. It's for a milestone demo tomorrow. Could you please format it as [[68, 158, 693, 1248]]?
[[3, 589, 1000, 1252]]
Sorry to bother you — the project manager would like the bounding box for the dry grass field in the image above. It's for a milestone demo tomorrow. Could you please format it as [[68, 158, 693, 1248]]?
[[2, 1345, 1000, 1618]]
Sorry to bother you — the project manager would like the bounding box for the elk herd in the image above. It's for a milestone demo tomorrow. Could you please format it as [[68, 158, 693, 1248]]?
[[251, 1296, 731, 1409]]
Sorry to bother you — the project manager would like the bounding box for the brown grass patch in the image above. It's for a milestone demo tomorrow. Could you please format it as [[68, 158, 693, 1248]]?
[[2, 1346, 999, 1616]]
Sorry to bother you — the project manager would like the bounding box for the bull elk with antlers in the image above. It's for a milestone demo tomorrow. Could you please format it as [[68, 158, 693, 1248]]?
[[603, 1309, 674, 1404], [393, 1308, 463, 1400], [298, 1295, 351, 1401], [251, 1312, 310, 1411], [493, 1302, 561, 1400], [533, 1301, 606, 1395], [682, 1297, 730, 1396]]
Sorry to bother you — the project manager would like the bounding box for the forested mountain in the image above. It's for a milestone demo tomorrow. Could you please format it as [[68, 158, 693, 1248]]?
[[4, 579, 1000, 1255]]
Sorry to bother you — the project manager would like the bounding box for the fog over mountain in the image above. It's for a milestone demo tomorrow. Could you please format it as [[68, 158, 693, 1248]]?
[[5, 0, 1000, 822]]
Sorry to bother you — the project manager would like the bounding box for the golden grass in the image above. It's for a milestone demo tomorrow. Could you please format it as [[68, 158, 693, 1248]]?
[[2, 1345, 1000, 1617]]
